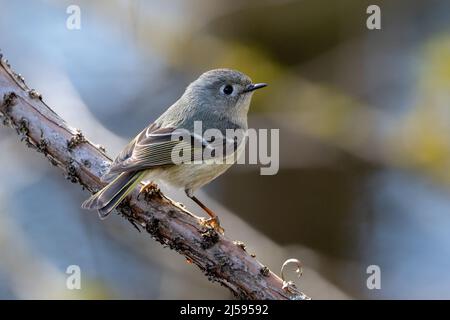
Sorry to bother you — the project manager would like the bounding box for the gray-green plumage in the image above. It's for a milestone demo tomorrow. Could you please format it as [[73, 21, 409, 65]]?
[[82, 69, 266, 218]]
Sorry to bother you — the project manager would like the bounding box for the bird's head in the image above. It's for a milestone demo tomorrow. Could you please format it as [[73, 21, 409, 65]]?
[[185, 68, 267, 119]]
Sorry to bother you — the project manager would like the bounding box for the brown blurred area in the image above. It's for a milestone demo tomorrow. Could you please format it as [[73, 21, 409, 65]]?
[[1, 0, 450, 299]]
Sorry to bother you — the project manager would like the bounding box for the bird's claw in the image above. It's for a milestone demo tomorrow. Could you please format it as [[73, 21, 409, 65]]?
[[138, 182, 159, 200], [201, 217, 225, 235]]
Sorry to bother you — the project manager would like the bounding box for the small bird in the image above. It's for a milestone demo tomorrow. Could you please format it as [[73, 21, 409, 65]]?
[[82, 69, 267, 233]]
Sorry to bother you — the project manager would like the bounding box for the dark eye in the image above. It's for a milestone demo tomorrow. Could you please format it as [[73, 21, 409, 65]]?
[[223, 85, 233, 95]]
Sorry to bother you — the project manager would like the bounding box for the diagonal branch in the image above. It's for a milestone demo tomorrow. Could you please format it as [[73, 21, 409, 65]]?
[[0, 53, 309, 300]]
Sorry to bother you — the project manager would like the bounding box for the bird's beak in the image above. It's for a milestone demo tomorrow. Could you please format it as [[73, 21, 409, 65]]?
[[243, 83, 268, 92]]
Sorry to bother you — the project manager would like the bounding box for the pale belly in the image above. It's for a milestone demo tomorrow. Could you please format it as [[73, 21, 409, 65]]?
[[154, 162, 234, 191], [142, 142, 244, 192]]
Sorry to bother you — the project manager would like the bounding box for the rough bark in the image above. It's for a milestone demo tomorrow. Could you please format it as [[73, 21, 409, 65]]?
[[0, 53, 309, 300]]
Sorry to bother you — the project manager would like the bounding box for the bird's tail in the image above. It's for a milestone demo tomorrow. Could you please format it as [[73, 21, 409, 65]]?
[[82, 171, 146, 219]]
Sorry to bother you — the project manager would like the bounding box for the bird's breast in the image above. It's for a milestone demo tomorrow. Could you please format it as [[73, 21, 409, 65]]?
[[148, 141, 246, 192]]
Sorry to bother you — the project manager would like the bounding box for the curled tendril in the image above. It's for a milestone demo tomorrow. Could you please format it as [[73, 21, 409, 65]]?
[[281, 258, 303, 282], [281, 258, 307, 298]]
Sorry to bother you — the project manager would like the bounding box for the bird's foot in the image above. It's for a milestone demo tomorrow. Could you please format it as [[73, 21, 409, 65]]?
[[138, 182, 160, 200], [200, 216, 225, 235]]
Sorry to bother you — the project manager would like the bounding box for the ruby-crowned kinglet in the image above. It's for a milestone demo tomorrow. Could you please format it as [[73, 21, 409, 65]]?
[[82, 69, 267, 232]]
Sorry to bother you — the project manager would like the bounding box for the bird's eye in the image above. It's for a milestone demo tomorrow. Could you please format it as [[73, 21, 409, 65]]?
[[222, 85, 233, 95]]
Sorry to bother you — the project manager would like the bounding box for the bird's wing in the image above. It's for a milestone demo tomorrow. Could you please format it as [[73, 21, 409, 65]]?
[[109, 123, 170, 170], [103, 123, 203, 179], [103, 122, 242, 181]]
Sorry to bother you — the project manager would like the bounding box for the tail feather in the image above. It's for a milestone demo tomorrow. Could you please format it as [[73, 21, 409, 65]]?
[[82, 171, 146, 219]]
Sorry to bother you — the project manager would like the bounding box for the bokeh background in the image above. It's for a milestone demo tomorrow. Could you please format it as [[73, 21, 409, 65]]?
[[1, 0, 450, 299]]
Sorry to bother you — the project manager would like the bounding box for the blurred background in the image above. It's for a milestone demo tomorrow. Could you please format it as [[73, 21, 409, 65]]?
[[1, 0, 450, 299]]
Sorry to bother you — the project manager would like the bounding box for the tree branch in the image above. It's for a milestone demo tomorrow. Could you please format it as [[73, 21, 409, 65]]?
[[0, 53, 309, 300]]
